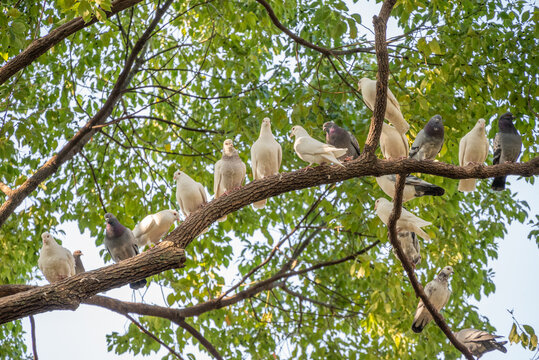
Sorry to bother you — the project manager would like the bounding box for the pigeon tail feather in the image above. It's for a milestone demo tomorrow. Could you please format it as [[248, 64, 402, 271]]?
[[418, 185, 445, 197], [458, 178, 477, 192], [129, 278, 147, 290], [253, 199, 267, 209], [491, 176, 506, 191]]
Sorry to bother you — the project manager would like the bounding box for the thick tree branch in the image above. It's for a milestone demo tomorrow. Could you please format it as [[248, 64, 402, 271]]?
[[0, 0, 144, 85], [363, 0, 397, 155], [0, 0, 173, 228], [0, 156, 536, 324], [387, 174, 475, 359]]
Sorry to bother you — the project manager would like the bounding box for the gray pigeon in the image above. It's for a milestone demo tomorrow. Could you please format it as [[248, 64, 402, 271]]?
[[322, 122, 361, 160], [412, 266, 453, 333], [73, 250, 85, 274], [409, 115, 444, 160], [393, 231, 421, 268], [491, 112, 522, 191], [376, 174, 445, 202], [104, 213, 147, 289], [454, 328, 508, 358]]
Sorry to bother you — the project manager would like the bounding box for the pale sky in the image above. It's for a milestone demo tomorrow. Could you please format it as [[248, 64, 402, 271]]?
[[18, 1, 538, 359]]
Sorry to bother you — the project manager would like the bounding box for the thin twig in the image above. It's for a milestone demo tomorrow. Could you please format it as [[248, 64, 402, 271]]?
[[124, 314, 185, 360], [176, 319, 223, 360], [29, 315, 38, 360]]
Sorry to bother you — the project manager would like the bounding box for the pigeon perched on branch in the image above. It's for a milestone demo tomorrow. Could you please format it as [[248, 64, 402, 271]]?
[[38, 232, 76, 283], [458, 118, 489, 192], [290, 125, 347, 167], [374, 198, 433, 241], [132, 209, 180, 247], [73, 250, 85, 274], [251, 118, 282, 208], [409, 115, 444, 161], [454, 328, 508, 358], [322, 122, 361, 160], [491, 112, 522, 191], [393, 231, 421, 268], [358, 77, 409, 134], [174, 170, 208, 218], [214, 139, 246, 221], [380, 122, 409, 159], [104, 213, 147, 290], [376, 174, 445, 202], [411, 266, 453, 333]]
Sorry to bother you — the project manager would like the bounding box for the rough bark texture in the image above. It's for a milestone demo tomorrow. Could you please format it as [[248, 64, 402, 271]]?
[[387, 175, 475, 360], [0, 242, 185, 324], [362, 0, 397, 155], [0, 0, 143, 85], [0, 0, 173, 228]]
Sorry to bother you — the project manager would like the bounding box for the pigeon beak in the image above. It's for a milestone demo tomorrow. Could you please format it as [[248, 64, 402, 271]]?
[[289, 132, 293, 138]]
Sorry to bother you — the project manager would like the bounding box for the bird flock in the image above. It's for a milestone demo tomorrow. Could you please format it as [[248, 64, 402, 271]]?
[[36, 77, 522, 358]]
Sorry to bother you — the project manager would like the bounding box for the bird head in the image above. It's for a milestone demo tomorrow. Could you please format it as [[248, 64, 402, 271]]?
[[438, 266, 454, 279], [290, 125, 306, 139], [41, 232, 53, 245], [171, 210, 181, 223], [428, 115, 444, 133], [322, 122, 335, 134], [73, 250, 83, 257], [477, 118, 486, 129], [374, 198, 388, 211], [223, 139, 235, 154], [261, 117, 271, 128], [498, 112, 515, 131], [173, 170, 182, 180], [104, 213, 117, 225], [357, 77, 368, 90]]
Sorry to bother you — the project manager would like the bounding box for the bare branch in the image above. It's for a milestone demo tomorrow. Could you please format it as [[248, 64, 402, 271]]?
[[387, 174, 475, 359], [0, 0, 144, 85], [254, 0, 375, 55], [29, 315, 38, 360]]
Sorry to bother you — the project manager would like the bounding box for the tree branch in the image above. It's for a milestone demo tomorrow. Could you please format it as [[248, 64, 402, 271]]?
[[254, 0, 376, 55], [124, 313, 185, 360], [0, 0, 174, 228], [176, 320, 223, 360], [387, 174, 475, 359], [29, 315, 38, 360], [0, 0, 144, 85], [0, 156, 536, 323], [363, 0, 397, 155]]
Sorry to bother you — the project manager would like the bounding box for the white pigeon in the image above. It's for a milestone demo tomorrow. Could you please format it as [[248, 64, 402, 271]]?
[[214, 139, 246, 221], [374, 197, 432, 241], [380, 122, 409, 159], [358, 77, 409, 134], [458, 118, 489, 192], [454, 328, 508, 357], [376, 174, 445, 203], [251, 117, 282, 209], [174, 170, 208, 217], [37, 232, 76, 283], [411, 266, 453, 333], [132, 209, 180, 247], [290, 125, 347, 167], [393, 230, 421, 268]]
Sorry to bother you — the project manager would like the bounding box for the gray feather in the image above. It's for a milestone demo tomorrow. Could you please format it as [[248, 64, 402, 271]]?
[[409, 115, 444, 160]]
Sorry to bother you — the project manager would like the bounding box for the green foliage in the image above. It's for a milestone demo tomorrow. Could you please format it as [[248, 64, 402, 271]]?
[[509, 322, 538, 351], [0, 0, 537, 358]]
